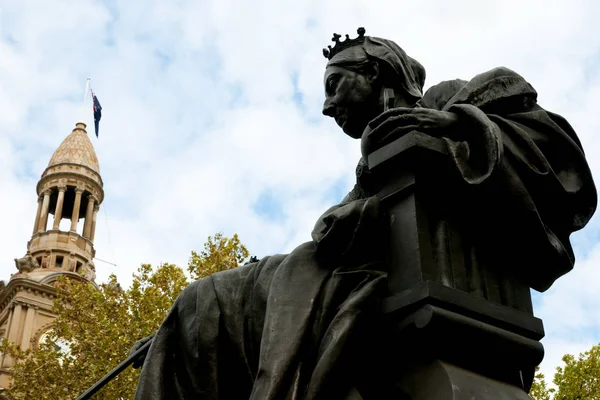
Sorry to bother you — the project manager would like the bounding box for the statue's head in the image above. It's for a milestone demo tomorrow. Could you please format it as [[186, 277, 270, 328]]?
[[322, 28, 426, 138]]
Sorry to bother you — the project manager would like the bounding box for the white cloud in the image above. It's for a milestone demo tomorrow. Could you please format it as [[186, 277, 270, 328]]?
[[1, 0, 600, 386]]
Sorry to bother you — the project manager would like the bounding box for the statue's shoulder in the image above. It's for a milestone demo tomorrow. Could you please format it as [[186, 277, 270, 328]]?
[[422, 67, 537, 112], [470, 66, 525, 81], [421, 79, 468, 110]]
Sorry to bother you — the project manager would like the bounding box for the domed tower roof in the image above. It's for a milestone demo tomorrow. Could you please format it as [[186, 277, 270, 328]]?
[[21, 121, 104, 285], [47, 122, 100, 173]]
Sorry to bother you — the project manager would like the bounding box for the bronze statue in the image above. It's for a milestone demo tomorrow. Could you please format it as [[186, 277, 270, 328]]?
[[133, 29, 596, 399]]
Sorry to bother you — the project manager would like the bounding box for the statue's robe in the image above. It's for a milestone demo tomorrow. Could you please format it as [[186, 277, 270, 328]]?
[[136, 197, 391, 400], [135, 67, 596, 399]]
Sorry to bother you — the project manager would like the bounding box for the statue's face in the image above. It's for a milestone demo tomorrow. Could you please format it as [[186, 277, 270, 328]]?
[[322, 65, 379, 139]]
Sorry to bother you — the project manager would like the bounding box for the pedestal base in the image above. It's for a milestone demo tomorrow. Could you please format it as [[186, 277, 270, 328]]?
[[398, 361, 531, 400], [382, 281, 543, 392]]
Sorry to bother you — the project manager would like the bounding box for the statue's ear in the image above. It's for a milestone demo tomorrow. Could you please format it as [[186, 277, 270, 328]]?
[[364, 62, 380, 84]]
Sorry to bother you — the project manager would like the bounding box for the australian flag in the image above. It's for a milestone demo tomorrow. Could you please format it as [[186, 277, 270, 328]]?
[[91, 90, 102, 138]]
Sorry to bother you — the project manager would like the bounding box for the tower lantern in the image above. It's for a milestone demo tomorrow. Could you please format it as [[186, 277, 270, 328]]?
[[28, 121, 103, 280]]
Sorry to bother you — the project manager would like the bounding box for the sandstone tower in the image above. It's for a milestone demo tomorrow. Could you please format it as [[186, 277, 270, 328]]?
[[0, 122, 103, 388]]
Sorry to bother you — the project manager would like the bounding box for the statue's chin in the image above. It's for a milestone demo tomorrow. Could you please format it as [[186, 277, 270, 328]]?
[[342, 124, 363, 139]]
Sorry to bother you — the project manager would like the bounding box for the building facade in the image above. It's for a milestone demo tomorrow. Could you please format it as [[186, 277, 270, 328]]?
[[0, 122, 103, 388]]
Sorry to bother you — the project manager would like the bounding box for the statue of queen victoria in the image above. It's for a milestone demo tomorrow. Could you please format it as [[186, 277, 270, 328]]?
[[134, 28, 596, 400]]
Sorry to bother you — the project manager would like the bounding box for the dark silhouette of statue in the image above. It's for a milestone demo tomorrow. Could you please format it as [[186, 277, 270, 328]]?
[[133, 28, 596, 400]]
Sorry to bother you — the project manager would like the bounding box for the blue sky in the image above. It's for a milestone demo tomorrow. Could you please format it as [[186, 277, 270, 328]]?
[[1, 0, 600, 386]]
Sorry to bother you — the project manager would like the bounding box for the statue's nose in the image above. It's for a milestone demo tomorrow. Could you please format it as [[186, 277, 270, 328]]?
[[322, 99, 336, 117]]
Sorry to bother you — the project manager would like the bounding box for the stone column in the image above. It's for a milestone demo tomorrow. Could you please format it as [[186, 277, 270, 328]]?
[[37, 189, 52, 232], [6, 303, 23, 344], [3, 303, 23, 368], [90, 203, 100, 242], [83, 195, 96, 239], [70, 188, 84, 233], [1, 306, 15, 367], [20, 306, 36, 350], [32, 196, 43, 235], [52, 185, 67, 230]]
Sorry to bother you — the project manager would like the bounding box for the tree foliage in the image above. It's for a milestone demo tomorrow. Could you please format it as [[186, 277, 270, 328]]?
[[530, 366, 554, 400], [529, 344, 600, 400], [188, 232, 249, 280], [0, 233, 249, 399], [552, 344, 600, 399]]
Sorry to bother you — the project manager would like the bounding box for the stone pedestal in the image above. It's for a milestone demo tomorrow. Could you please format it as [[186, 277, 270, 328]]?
[[367, 132, 544, 398]]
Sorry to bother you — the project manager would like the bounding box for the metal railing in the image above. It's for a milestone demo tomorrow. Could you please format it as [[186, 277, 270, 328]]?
[[76, 336, 153, 400]]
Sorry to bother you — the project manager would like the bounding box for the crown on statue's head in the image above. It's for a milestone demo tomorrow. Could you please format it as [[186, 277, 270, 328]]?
[[323, 27, 366, 60]]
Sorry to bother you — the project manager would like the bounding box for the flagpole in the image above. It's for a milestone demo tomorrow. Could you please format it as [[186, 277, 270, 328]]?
[[80, 77, 91, 125]]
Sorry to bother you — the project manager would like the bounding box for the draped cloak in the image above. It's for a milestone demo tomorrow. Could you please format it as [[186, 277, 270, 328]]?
[[135, 68, 596, 399]]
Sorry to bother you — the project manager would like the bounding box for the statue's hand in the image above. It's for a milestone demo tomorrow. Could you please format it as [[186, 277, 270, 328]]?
[[361, 107, 459, 157], [129, 333, 155, 369]]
